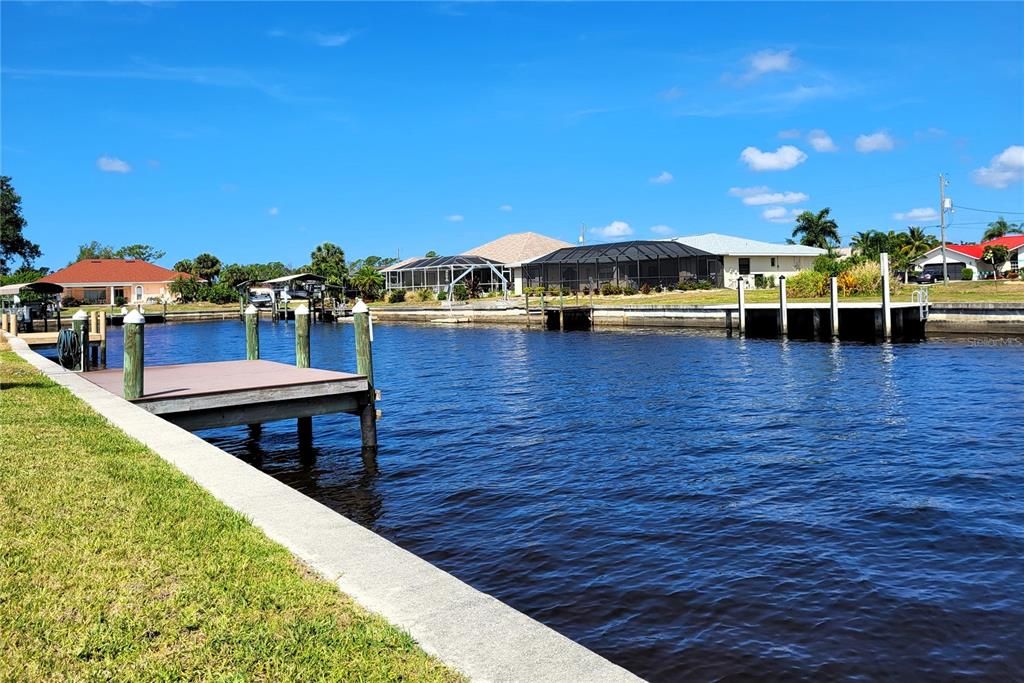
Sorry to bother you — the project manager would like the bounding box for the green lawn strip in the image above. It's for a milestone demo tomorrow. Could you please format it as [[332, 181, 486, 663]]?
[[0, 346, 462, 682]]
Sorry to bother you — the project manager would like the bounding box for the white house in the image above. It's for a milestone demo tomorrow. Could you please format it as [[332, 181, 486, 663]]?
[[674, 233, 826, 288], [913, 236, 1024, 280]]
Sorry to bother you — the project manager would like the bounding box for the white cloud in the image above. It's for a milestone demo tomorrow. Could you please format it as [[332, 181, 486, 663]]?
[[310, 32, 352, 47], [745, 49, 795, 80], [739, 145, 807, 171], [269, 28, 353, 47], [268, 207, 279, 216], [761, 206, 805, 224], [658, 86, 684, 102], [445, 214, 464, 222], [892, 207, 938, 222], [498, 204, 513, 212], [855, 131, 895, 153], [96, 156, 131, 173], [590, 220, 633, 238], [729, 186, 808, 205], [778, 129, 802, 139], [649, 171, 673, 184], [650, 224, 673, 235], [971, 145, 1024, 189], [807, 129, 838, 152]]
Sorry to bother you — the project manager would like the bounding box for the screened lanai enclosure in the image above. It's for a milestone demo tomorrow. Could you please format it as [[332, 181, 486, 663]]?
[[383, 255, 511, 295], [523, 240, 721, 291]]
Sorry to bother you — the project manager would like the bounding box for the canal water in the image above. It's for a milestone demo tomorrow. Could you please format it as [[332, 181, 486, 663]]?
[[102, 320, 1023, 680]]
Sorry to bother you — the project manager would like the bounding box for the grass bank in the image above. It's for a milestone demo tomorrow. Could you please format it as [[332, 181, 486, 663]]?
[[0, 337, 461, 682]]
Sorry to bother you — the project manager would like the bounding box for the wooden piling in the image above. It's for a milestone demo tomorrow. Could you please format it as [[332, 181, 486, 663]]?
[[123, 310, 144, 400], [736, 277, 746, 335], [245, 304, 260, 360], [880, 252, 892, 340], [525, 292, 530, 327], [98, 312, 107, 368], [830, 276, 839, 338], [72, 311, 89, 372], [352, 300, 378, 450], [295, 304, 310, 368], [778, 275, 788, 337]]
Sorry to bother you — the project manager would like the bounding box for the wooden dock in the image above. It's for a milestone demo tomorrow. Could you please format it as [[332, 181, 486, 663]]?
[[83, 359, 370, 431]]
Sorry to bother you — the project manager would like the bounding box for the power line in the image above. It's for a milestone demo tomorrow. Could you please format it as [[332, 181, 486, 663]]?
[[954, 205, 1024, 216]]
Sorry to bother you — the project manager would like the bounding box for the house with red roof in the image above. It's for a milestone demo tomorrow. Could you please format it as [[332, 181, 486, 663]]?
[[912, 235, 1024, 280], [39, 259, 196, 305]]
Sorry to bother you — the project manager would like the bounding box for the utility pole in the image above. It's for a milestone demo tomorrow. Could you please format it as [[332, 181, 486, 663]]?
[[939, 173, 949, 284]]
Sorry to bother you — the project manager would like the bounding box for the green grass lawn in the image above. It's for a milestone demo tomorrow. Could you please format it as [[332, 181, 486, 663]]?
[[0, 339, 462, 682]]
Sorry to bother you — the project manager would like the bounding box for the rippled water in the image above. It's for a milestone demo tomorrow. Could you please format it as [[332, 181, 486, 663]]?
[[100, 320, 1024, 680]]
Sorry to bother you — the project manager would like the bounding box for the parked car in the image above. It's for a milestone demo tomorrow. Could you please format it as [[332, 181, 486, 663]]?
[[909, 272, 935, 284]]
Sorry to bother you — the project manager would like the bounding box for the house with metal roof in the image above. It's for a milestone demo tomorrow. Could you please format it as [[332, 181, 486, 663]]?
[[673, 233, 826, 289], [912, 235, 1024, 280]]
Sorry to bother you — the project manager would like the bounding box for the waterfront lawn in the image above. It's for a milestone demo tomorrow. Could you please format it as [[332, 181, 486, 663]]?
[[0, 339, 462, 682], [581, 279, 1024, 306]]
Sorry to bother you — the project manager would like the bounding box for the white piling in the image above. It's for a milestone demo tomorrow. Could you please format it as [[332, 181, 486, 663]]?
[[736, 277, 746, 335], [830, 276, 839, 338], [880, 252, 892, 340], [778, 275, 788, 337]]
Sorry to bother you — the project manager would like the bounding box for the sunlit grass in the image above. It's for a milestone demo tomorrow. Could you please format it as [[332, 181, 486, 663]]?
[[0, 341, 462, 682]]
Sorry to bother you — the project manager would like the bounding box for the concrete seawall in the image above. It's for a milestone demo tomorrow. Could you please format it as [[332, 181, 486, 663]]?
[[4, 334, 641, 683], [926, 303, 1024, 334], [370, 303, 1024, 336]]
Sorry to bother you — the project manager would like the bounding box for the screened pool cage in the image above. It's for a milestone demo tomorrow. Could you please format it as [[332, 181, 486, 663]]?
[[383, 255, 511, 296], [523, 240, 721, 292]]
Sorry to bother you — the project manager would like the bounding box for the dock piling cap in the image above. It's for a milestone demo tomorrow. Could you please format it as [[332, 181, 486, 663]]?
[[295, 304, 310, 315], [244, 304, 258, 315], [72, 310, 89, 320], [124, 310, 145, 324], [352, 299, 369, 314]]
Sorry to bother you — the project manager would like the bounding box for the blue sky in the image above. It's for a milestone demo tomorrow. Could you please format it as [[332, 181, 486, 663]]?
[[3, 1, 1022, 270]]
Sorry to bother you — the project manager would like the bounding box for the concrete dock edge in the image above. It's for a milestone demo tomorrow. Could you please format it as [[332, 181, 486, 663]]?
[[4, 334, 641, 683]]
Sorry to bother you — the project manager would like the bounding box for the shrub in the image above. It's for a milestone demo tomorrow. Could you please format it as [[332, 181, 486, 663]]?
[[812, 254, 849, 278], [621, 283, 638, 296], [115, 296, 127, 306], [600, 282, 622, 296], [654, 284, 663, 293], [785, 269, 829, 298], [839, 261, 884, 296], [387, 289, 406, 303], [452, 283, 469, 301], [665, 282, 677, 291], [413, 288, 435, 302], [961, 267, 974, 281], [639, 283, 652, 295], [61, 295, 82, 307]]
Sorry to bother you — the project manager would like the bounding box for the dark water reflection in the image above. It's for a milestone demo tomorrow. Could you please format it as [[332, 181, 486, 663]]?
[[101, 320, 1024, 680]]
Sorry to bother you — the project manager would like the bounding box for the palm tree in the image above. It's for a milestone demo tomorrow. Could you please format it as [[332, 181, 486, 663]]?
[[350, 264, 384, 300], [982, 217, 1024, 242], [900, 226, 939, 259], [792, 208, 841, 249]]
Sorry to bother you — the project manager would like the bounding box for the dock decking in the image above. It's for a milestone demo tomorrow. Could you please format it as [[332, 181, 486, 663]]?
[[84, 359, 369, 431]]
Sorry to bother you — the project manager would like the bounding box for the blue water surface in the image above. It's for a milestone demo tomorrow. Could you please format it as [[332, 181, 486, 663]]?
[[102, 320, 1024, 680]]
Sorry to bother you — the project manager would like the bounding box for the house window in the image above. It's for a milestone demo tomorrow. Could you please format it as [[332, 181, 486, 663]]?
[[113, 287, 125, 303], [770, 257, 776, 267], [83, 288, 106, 304], [135, 285, 143, 301], [738, 258, 751, 275], [1012, 254, 1019, 271]]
